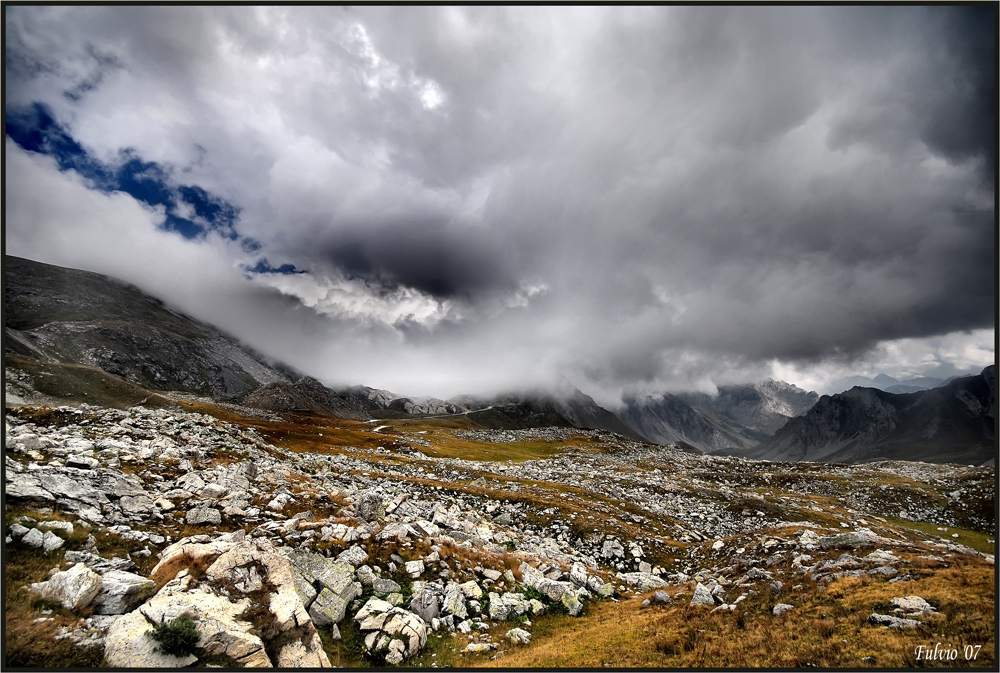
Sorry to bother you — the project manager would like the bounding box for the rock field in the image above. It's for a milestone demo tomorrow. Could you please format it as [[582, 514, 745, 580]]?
[[4, 402, 995, 666]]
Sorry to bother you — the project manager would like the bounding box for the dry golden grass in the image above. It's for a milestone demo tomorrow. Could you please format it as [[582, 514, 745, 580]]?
[[482, 558, 996, 669], [3, 546, 104, 668]]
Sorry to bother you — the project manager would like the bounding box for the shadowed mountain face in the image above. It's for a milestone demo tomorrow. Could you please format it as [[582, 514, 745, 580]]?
[[460, 388, 647, 441], [3, 255, 644, 437], [618, 380, 819, 454], [4, 255, 369, 417], [618, 393, 762, 453], [5, 255, 292, 399], [752, 366, 996, 465], [677, 380, 819, 436]]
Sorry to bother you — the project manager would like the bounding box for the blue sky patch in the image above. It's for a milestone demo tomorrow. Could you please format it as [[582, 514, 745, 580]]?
[[6, 102, 243, 243], [246, 259, 307, 275]]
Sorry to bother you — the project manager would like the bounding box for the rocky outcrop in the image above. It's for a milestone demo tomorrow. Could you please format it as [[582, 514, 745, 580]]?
[[93, 570, 157, 615], [106, 533, 331, 668], [677, 380, 818, 436], [30, 563, 102, 611], [354, 598, 429, 665]]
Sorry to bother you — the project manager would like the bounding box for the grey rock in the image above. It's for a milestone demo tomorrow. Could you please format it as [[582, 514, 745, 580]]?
[[487, 592, 509, 620], [64, 550, 136, 574], [601, 539, 625, 559], [690, 582, 715, 606], [103, 611, 198, 668], [309, 588, 349, 626], [21, 527, 46, 548], [506, 627, 531, 645], [772, 603, 795, 616], [569, 563, 589, 587], [186, 507, 222, 525], [93, 570, 157, 615], [358, 490, 386, 522], [561, 590, 584, 616], [289, 550, 359, 602], [336, 545, 369, 567], [38, 520, 74, 535], [869, 613, 921, 629], [356, 565, 376, 586], [442, 583, 468, 619], [891, 595, 936, 616], [819, 530, 878, 550], [30, 563, 102, 611], [405, 560, 425, 578], [408, 589, 440, 623], [66, 455, 99, 470], [354, 597, 429, 663], [41, 530, 65, 552], [373, 577, 403, 595], [616, 572, 667, 592]]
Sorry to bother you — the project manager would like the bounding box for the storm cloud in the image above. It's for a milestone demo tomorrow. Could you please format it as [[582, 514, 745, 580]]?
[[4, 6, 995, 401]]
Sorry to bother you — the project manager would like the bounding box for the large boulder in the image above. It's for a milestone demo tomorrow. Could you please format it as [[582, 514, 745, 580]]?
[[408, 589, 440, 623], [186, 507, 222, 526], [94, 570, 157, 615], [357, 490, 386, 522], [616, 572, 667, 592], [336, 545, 369, 567], [690, 582, 715, 607], [288, 549, 360, 607], [354, 598, 429, 665], [107, 537, 333, 668], [309, 588, 349, 627], [869, 613, 921, 629], [441, 582, 468, 619], [30, 563, 102, 611], [519, 561, 575, 602], [819, 529, 879, 550], [149, 530, 246, 586], [103, 611, 199, 668]]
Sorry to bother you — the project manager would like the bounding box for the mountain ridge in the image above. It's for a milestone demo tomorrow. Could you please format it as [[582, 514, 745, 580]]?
[[751, 367, 996, 465]]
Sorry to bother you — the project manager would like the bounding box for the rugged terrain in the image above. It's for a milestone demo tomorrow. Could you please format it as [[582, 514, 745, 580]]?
[[3, 255, 997, 668], [753, 368, 996, 465], [4, 397, 996, 668], [8, 255, 995, 466]]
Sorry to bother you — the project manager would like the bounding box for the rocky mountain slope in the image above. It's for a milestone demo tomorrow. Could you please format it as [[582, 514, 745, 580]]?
[[618, 381, 819, 454], [4, 255, 297, 400], [677, 380, 819, 436], [457, 387, 647, 442], [4, 401, 994, 668], [752, 367, 996, 465], [5, 256, 636, 437], [618, 393, 762, 453]]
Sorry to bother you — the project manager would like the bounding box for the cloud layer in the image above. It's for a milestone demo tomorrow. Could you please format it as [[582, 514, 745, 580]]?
[[5, 6, 995, 401]]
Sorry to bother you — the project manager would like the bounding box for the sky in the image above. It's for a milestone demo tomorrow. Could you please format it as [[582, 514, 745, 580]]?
[[5, 6, 995, 406]]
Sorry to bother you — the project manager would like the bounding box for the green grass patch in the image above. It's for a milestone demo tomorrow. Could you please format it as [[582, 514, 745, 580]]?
[[884, 517, 995, 555]]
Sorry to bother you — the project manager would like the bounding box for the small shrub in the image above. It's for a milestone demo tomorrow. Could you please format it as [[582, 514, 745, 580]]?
[[147, 616, 202, 658], [522, 586, 547, 604]]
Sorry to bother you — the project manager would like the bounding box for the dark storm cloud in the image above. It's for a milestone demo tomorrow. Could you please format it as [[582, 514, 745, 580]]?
[[4, 6, 995, 397], [825, 6, 995, 184], [310, 218, 515, 300]]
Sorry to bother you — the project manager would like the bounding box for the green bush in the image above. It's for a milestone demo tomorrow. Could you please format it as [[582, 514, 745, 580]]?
[[147, 616, 202, 658]]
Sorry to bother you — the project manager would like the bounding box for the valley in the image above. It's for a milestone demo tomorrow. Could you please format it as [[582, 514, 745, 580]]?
[[4, 395, 996, 668], [3, 255, 997, 669]]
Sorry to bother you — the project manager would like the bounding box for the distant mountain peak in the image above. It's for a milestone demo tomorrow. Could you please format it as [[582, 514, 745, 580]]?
[[752, 369, 995, 465]]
